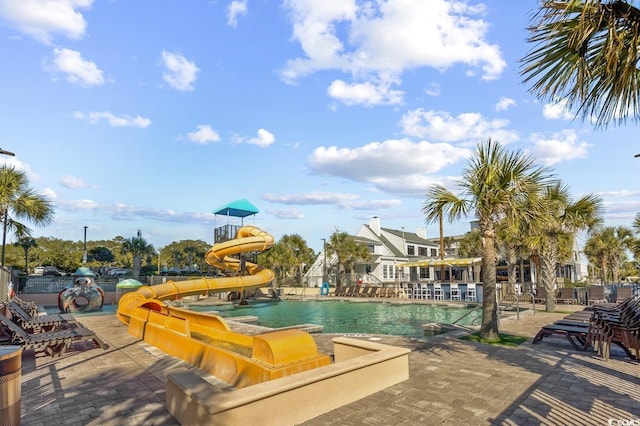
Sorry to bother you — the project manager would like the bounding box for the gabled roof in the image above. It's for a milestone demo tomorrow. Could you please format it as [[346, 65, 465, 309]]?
[[382, 227, 436, 246], [212, 198, 259, 218]]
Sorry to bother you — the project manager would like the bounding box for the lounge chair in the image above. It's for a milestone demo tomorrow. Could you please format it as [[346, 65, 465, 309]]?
[[616, 286, 634, 303], [0, 311, 107, 358], [533, 287, 548, 304], [532, 323, 590, 351], [6, 300, 79, 333], [556, 287, 577, 304], [11, 297, 38, 317], [588, 286, 608, 305]]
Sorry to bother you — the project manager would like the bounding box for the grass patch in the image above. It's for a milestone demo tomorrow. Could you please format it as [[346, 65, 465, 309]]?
[[460, 333, 528, 347]]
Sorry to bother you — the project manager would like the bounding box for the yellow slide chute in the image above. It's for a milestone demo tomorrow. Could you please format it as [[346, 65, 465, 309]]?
[[116, 226, 330, 387]]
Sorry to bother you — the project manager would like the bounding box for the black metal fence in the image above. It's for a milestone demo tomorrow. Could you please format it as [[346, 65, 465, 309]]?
[[18, 276, 118, 294]]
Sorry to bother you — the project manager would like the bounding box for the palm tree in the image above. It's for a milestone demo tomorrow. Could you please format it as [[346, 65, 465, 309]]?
[[121, 234, 155, 279], [521, 0, 640, 128], [0, 165, 53, 266], [14, 236, 36, 274], [423, 139, 553, 341], [585, 226, 634, 283], [526, 182, 603, 311], [326, 230, 370, 288]]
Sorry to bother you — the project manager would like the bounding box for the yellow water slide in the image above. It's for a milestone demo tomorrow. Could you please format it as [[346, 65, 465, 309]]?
[[116, 226, 330, 387]]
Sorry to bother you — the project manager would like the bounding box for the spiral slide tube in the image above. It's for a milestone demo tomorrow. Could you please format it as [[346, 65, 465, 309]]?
[[116, 226, 331, 387]]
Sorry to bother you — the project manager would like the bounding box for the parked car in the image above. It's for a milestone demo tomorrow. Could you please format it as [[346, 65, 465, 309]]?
[[165, 267, 182, 276], [43, 266, 62, 276], [181, 267, 201, 276], [33, 266, 45, 275]]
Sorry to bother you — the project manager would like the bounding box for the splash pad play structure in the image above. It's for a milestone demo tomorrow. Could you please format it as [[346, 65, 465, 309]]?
[[116, 201, 410, 423]]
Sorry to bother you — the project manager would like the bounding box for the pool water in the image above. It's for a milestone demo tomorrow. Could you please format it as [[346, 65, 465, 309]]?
[[199, 300, 482, 339]]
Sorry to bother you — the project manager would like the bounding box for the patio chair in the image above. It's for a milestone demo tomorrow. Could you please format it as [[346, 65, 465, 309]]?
[[433, 283, 444, 300], [0, 311, 107, 358], [412, 283, 422, 300], [449, 283, 461, 301], [556, 287, 577, 304], [616, 286, 634, 303], [466, 283, 477, 302], [588, 286, 608, 305], [6, 300, 79, 333]]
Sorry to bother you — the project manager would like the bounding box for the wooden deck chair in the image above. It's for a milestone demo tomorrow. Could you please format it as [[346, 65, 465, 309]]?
[[0, 311, 107, 358], [11, 297, 38, 317], [6, 300, 79, 333]]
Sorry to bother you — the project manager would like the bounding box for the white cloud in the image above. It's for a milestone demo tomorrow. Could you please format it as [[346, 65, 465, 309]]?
[[45, 48, 104, 87], [280, 0, 505, 105], [308, 138, 471, 195], [425, 83, 440, 97], [327, 79, 404, 106], [528, 129, 591, 166], [73, 111, 151, 128], [495, 97, 515, 111], [57, 199, 100, 210], [186, 125, 220, 144], [0, 0, 93, 44], [41, 188, 57, 201], [400, 109, 519, 144], [543, 99, 574, 120], [268, 207, 305, 219], [161, 51, 199, 91], [262, 191, 400, 210], [227, 0, 247, 27], [246, 129, 275, 147], [60, 175, 90, 189]]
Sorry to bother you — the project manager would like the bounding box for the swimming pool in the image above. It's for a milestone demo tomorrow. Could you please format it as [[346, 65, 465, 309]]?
[[197, 300, 482, 339]]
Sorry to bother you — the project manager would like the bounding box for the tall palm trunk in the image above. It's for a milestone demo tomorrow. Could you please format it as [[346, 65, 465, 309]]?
[[540, 244, 558, 312], [480, 228, 499, 341]]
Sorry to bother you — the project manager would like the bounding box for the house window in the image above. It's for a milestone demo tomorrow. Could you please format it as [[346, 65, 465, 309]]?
[[418, 247, 429, 256], [419, 267, 430, 279], [430, 248, 437, 257], [367, 244, 375, 254], [407, 245, 415, 255], [383, 265, 388, 279]]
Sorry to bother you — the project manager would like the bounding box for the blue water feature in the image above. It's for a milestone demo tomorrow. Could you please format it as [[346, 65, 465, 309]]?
[[198, 300, 482, 339]]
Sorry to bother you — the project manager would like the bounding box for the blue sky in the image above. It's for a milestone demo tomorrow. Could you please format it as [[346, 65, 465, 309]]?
[[1, 0, 638, 253]]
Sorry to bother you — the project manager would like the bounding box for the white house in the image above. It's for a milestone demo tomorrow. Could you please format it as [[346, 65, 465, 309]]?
[[305, 217, 439, 287]]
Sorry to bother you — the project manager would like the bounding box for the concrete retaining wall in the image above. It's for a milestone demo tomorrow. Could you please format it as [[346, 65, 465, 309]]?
[[166, 337, 410, 425]]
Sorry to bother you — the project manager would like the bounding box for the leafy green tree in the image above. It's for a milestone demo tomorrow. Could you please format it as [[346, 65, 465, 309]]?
[[423, 139, 553, 341], [521, 0, 640, 128], [88, 246, 116, 264], [456, 229, 482, 258], [159, 240, 209, 271], [0, 165, 53, 266], [325, 230, 370, 288], [258, 234, 315, 286]]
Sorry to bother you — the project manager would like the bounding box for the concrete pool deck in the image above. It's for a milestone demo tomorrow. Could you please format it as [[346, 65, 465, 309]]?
[[18, 303, 639, 425]]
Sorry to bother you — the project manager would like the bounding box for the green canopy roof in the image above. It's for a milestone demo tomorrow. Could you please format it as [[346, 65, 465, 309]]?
[[212, 198, 259, 218]]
